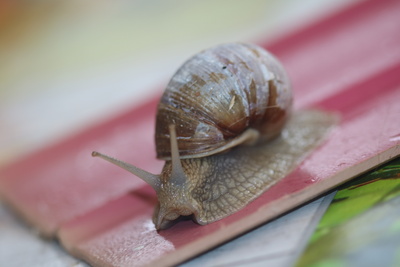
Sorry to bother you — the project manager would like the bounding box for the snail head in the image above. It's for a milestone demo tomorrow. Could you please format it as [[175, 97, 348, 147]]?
[[92, 125, 200, 230]]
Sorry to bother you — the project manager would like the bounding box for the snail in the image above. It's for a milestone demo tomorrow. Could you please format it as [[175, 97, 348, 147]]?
[[92, 43, 334, 230]]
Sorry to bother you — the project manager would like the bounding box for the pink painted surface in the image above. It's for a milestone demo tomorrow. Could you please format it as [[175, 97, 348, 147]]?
[[0, 100, 161, 236], [1, 0, 400, 266], [60, 67, 400, 267]]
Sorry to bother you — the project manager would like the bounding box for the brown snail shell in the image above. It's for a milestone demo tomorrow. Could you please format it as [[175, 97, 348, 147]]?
[[92, 43, 334, 230], [155, 43, 292, 159]]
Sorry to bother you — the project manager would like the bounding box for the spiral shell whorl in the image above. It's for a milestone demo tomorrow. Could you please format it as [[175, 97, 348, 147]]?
[[156, 43, 292, 159]]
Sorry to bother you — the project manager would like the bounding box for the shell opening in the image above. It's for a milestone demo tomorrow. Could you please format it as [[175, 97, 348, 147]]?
[[91, 151, 161, 191]]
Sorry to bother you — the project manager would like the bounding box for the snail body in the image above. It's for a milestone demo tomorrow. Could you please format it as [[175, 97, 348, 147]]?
[[93, 43, 332, 230]]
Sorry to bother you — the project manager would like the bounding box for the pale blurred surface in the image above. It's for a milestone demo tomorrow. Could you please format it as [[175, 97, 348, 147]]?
[[0, 1, 357, 266], [0, 0, 356, 167]]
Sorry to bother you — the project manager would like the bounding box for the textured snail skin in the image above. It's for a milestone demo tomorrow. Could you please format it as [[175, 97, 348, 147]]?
[[155, 43, 292, 159], [153, 110, 335, 229], [93, 43, 335, 230]]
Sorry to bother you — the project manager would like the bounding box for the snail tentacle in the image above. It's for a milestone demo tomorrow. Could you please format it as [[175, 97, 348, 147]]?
[[168, 124, 187, 185], [91, 151, 161, 191]]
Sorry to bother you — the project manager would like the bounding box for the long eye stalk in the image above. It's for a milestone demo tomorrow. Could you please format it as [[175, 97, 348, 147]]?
[[168, 125, 187, 185], [91, 151, 161, 191], [92, 125, 186, 190]]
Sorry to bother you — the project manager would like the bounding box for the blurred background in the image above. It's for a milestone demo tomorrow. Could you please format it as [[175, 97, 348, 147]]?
[[0, 0, 358, 167]]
